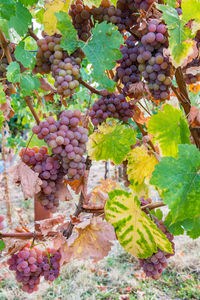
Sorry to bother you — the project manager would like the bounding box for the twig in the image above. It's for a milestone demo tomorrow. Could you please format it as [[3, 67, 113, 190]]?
[[63, 156, 92, 239], [1, 124, 12, 228], [141, 201, 166, 210], [174, 67, 200, 149], [28, 28, 39, 41], [0, 232, 56, 239], [24, 96, 40, 125], [0, 30, 12, 64], [135, 121, 157, 153], [137, 101, 152, 116], [78, 78, 105, 95]]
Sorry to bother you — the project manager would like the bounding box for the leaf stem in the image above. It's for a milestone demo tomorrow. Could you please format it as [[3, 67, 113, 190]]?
[[24, 96, 40, 125]]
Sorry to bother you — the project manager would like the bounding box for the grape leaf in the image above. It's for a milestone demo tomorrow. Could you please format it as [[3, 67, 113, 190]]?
[[0, 111, 4, 130], [181, 0, 200, 24], [9, 2, 32, 36], [165, 212, 200, 239], [127, 145, 158, 190], [87, 120, 136, 165], [0, 240, 5, 251], [20, 74, 40, 96], [0, 0, 16, 20], [105, 189, 173, 259], [43, 0, 70, 35], [14, 41, 35, 69], [151, 144, 200, 222], [62, 217, 116, 263], [6, 62, 21, 83], [18, 0, 39, 6], [55, 11, 79, 54], [148, 104, 190, 157], [80, 22, 123, 90], [156, 4, 194, 67], [153, 209, 163, 221], [0, 83, 6, 104], [163, 0, 176, 7]]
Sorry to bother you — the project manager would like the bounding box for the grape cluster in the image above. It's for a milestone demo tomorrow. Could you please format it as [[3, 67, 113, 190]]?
[[139, 198, 175, 279], [132, 0, 156, 10], [0, 42, 16, 96], [91, 1, 137, 33], [0, 215, 4, 231], [116, 35, 141, 95], [69, 0, 92, 41], [139, 20, 172, 100], [20, 146, 64, 212], [34, 34, 81, 97], [32, 111, 88, 181], [89, 93, 134, 126], [8, 244, 61, 293]]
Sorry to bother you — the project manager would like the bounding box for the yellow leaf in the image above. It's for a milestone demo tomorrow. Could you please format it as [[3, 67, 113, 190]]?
[[43, 0, 71, 35], [127, 145, 158, 187], [105, 190, 173, 258]]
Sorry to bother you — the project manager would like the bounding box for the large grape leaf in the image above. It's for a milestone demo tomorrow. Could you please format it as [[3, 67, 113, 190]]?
[[0, 83, 6, 104], [55, 12, 79, 54], [163, 0, 176, 7], [87, 121, 136, 165], [9, 2, 32, 36], [181, 0, 200, 24], [156, 4, 194, 67], [6, 62, 21, 83], [19, 0, 39, 6], [127, 145, 158, 193], [148, 104, 190, 157], [80, 22, 123, 90], [165, 212, 200, 239], [43, 0, 70, 35], [151, 144, 200, 222], [0, 0, 16, 20], [0, 111, 4, 130], [14, 41, 35, 69], [20, 74, 40, 96], [105, 189, 173, 259]]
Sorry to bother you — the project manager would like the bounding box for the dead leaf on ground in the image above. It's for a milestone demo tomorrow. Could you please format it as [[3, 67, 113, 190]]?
[[9, 161, 42, 199], [61, 217, 116, 265], [35, 215, 65, 235]]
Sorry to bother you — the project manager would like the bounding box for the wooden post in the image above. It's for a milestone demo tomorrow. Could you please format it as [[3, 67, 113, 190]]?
[[34, 196, 52, 231]]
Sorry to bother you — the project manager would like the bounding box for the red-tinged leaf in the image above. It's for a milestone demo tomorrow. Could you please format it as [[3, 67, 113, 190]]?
[[64, 170, 89, 196], [188, 106, 200, 128], [0, 97, 15, 120], [189, 83, 200, 94], [44, 92, 56, 102], [39, 77, 56, 92], [61, 217, 116, 264], [9, 161, 42, 199], [98, 286, 107, 291], [4, 239, 28, 256], [132, 106, 149, 125], [35, 215, 65, 235], [70, 215, 81, 225]]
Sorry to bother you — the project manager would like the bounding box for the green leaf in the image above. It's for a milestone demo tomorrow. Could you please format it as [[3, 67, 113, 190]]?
[[9, 2, 32, 36], [80, 22, 123, 90], [182, 0, 200, 24], [153, 209, 163, 221], [148, 104, 190, 157], [156, 4, 194, 67], [0, 110, 4, 130], [6, 62, 21, 83], [105, 189, 173, 259], [20, 74, 40, 96], [87, 120, 136, 165], [184, 217, 200, 239], [0, 240, 5, 251], [0, 83, 6, 104], [0, 0, 16, 20], [14, 41, 35, 69], [28, 134, 51, 152], [151, 144, 200, 222], [164, 212, 184, 235], [55, 11, 79, 54], [19, 0, 38, 6]]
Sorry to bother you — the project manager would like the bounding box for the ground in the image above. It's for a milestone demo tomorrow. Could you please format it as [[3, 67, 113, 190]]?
[[0, 161, 199, 300]]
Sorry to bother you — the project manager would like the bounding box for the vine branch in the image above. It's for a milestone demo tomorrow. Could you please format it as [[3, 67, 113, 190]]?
[[28, 28, 39, 41], [24, 96, 40, 125], [79, 78, 105, 96], [0, 30, 12, 64]]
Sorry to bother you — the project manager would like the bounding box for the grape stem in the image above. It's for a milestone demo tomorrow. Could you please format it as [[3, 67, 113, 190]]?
[[78, 78, 105, 96], [24, 96, 40, 125], [28, 28, 39, 41], [0, 29, 13, 64]]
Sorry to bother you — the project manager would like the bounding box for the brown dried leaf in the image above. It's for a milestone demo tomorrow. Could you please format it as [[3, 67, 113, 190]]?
[[61, 217, 116, 264], [64, 170, 89, 196], [9, 161, 42, 199], [128, 82, 150, 100], [4, 239, 28, 256], [39, 78, 56, 92], [0, 96, 14, 120], [35, 215, 65, 235], [188, 106, 200, 128], [132, 106, 148, 125]]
